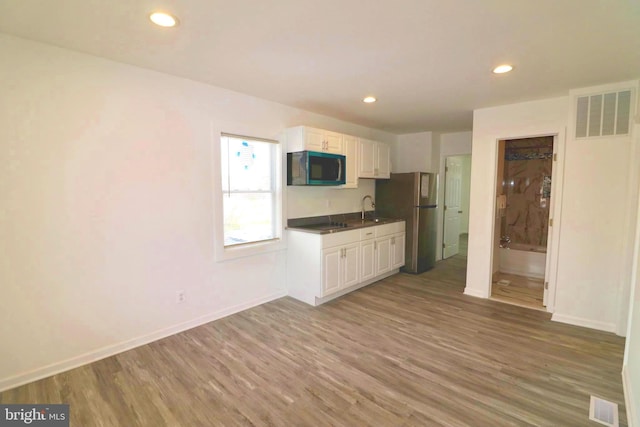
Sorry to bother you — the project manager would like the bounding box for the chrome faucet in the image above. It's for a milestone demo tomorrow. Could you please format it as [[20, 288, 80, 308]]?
[[362, 195, 375, 220]]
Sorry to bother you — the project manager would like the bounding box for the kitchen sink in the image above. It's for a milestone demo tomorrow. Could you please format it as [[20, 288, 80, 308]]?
[[346, 217, 391, 226]]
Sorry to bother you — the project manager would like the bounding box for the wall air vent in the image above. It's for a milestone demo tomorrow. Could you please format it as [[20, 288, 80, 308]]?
[[575, 90, 632, 138], [589, 395, 619, 427]]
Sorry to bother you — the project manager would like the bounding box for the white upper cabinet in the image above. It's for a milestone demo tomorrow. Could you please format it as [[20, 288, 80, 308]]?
[[284, 126, 391, 183], [340, 134, 359, 188], [358, 139, 390, 179], [377, 143, 390, 178], [285, 126, 343, 154], [359, 139, 376, 177]]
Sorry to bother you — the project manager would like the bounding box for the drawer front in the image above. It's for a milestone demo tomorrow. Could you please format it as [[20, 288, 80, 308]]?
[[375, 221, 405, 237], [322, 229, 361, 248], [360, 228, 376, 240]]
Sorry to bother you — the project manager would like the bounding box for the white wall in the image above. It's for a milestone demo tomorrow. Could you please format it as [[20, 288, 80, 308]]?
[[465, 87, 639, 335], [552, 82, 638, 333], [466, 96, 567, 300], [0, 34, 396, 391], [391, 131, 434, 173], [435, 132, 472, 260], [623, 125, 640, 426]]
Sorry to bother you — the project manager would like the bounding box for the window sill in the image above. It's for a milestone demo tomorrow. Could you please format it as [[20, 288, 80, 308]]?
[[215, 237, 286, 262]]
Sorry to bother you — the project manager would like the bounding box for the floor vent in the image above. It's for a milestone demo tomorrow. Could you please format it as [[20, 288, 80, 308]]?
[[589, 396, 619, 427]]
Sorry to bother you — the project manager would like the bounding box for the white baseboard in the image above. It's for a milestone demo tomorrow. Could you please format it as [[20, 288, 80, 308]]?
[[623, 365, 638, 427], [464, 287, 488, 298], [0, 290, 287, 393], [551, 313, 617, 333]]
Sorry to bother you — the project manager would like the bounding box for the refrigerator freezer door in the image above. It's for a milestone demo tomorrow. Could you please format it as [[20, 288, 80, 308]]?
[[418, 172, 439, 206]]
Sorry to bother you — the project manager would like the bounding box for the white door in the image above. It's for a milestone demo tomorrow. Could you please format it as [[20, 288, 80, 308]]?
[[342, 243, 360, 288], [391, 233, 406, 269], [443, 157, 463, 259], [543, 138, 558, 307], [376, 143, 391, 178], [324, 131, 343, 154], [341, 135, 358, 188], [322, 248, 342, 296], [359, 139, 376, 177], [305, 127, 326, 152], [375, 237, 392, 275], [360, 240, 376, 282]]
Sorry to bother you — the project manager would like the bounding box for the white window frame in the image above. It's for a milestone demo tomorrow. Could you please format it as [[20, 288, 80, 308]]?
[[214, 132, 284, 262]]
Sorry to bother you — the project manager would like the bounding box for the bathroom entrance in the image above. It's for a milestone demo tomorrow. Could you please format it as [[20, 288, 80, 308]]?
[[490, 136, 556, 311]]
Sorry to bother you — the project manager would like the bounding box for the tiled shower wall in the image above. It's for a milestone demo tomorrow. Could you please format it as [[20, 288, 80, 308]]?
[[501, 136, 553, 248]]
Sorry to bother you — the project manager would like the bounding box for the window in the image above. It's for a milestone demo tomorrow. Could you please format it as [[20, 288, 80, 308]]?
[[220, 133, 278, 247]]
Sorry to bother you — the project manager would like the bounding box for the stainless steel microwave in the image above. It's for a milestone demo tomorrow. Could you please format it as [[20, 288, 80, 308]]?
[[287, 151, 346, 186]]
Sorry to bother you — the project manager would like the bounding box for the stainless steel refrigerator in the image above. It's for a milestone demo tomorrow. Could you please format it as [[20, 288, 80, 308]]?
[[375, 172, 438, 274]]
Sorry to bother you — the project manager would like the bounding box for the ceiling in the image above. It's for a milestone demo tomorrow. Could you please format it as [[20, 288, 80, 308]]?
[[1, 1, 639, 133]]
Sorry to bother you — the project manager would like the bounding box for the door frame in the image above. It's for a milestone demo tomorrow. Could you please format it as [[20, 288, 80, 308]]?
[[437, 149, 472, 262], [488, 129, 566, 313], [442, 155, 470, 259]]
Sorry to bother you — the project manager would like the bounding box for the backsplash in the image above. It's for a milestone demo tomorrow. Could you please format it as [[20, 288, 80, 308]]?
[[287, 179, 376, 219]]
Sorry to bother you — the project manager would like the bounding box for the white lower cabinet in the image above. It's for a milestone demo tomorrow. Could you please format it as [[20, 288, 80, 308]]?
[[360, 238, 376, 282], [322, 242, 359, 297], [391, 233, 405, 269], [287, 221, 406, 306], [375, 236, 392, 276]]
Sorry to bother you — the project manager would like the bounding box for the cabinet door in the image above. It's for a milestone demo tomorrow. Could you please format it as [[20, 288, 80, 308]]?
[[322, 247, 342, 296], [375, 237, 392, 276], [340, 135, 358, 188], [342, 243, 360, 288], [324, 131, 343, 154], [359, 139, 376, 178], [376, 143, 391, 178], [391, 233, 406, 269], [360, 240, 376, 282], [305, 128, 326, 152]]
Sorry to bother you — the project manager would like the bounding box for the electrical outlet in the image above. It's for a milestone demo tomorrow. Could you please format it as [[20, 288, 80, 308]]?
[[176, 290, 185, 304]]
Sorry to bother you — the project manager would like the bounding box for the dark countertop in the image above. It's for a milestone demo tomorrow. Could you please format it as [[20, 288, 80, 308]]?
[[287, 213, 403, 234]]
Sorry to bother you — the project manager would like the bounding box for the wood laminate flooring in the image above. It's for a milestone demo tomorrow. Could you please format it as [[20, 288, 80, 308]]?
[[491, 272, 545, 311], [0, 250, 627, 426]]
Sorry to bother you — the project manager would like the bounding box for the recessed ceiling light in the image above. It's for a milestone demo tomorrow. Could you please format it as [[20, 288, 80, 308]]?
[[363, 96, 377, 103], [493, 64, 513, 74], [150, 12, 178, 27]]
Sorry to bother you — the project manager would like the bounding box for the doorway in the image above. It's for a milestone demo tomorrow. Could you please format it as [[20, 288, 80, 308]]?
[[442, 155, 471, 260], [490, 136, 556, 311]]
